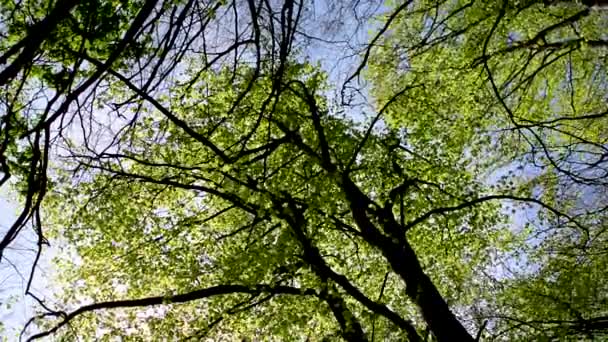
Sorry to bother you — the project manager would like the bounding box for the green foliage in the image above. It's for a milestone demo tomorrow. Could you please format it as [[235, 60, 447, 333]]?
[[36, 58, 508, 340], [369, 0, 608, 340], [2, 0, 607, 341]]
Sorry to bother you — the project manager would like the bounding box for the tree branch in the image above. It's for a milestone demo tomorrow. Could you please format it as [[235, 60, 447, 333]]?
[[27, 284, 320, 341]]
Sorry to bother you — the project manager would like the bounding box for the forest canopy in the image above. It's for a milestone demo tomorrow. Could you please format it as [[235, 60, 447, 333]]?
[[0, 0, 607, 340]]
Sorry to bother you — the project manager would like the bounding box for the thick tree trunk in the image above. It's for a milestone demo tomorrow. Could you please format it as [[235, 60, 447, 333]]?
[[339, 174, 473, 342], [381, 240, 474, 342]]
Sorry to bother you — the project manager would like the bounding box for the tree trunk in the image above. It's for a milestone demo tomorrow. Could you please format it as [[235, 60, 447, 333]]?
[[382, 240, 474, 342]]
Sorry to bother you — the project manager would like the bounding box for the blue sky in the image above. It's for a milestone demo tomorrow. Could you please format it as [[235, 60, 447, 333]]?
[[0, 193, 55, 338]]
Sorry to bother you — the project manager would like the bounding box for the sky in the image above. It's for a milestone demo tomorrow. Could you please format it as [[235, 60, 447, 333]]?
[[0, 192, 56, 339], [1, 193, 32, 337]]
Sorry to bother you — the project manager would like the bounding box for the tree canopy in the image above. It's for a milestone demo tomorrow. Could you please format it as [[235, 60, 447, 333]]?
[[0, 0, 607, 340]]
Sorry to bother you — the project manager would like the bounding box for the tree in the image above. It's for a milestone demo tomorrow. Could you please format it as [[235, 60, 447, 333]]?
[[368, 0, 608, 339], [0, 0, 606, 341]]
